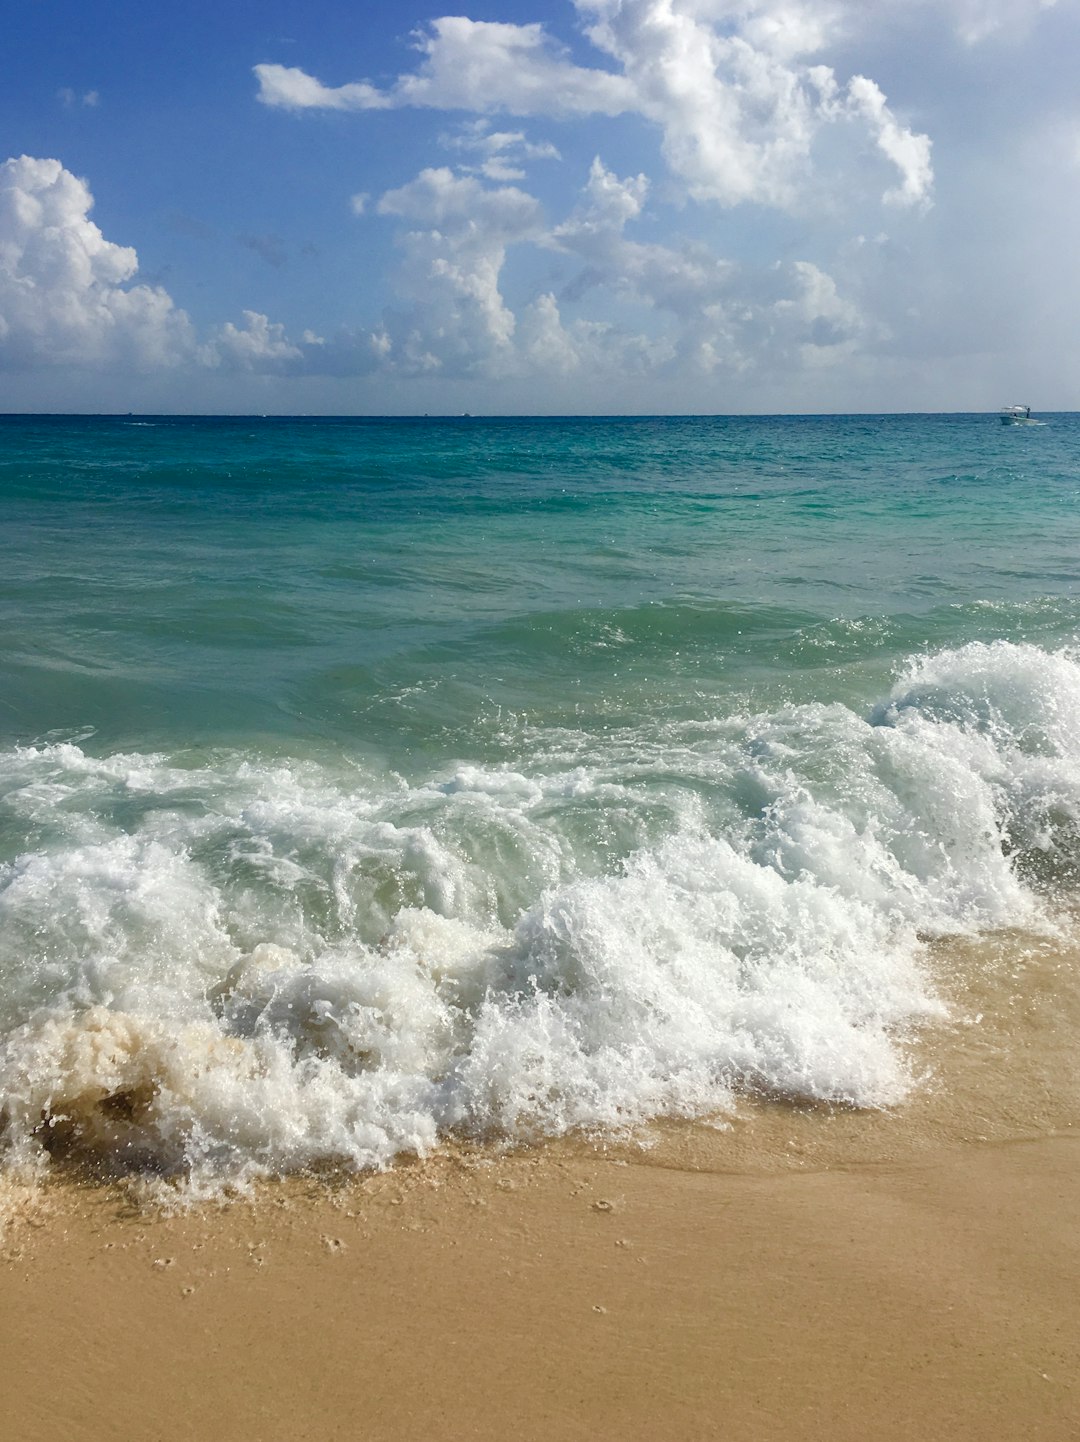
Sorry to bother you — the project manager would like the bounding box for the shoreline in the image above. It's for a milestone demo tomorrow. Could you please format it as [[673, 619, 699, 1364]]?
[[3, 1131, 1078, 1441]]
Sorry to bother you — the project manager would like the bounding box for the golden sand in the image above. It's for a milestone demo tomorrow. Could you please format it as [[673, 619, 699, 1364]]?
[[3, 927, 1079, 1441], [2, 1130, 1078, 1442]]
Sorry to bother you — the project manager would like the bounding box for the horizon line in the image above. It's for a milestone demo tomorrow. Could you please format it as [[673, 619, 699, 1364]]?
[[0, 409, 1070, 421]]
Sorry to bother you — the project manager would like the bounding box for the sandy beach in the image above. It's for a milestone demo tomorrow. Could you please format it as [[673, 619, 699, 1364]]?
[[2, 1124, 1077, 1442], [4, 928, 1080, 1441], [6, 0, 1080, 1423], [4, 419, 1080, 1441]]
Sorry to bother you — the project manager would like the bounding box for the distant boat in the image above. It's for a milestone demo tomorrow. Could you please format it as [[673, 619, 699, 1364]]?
[[999, 404, 1040, 425]]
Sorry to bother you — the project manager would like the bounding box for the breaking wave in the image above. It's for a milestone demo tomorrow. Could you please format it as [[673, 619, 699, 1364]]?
[[3, 640, 1080, 1185]]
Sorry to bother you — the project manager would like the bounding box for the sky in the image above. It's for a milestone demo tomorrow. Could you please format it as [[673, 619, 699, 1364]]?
[[1, 0, 1077, 414]]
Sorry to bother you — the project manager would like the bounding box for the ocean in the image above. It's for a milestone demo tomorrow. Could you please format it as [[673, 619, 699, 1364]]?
[[2, 411, 1079, 1188]]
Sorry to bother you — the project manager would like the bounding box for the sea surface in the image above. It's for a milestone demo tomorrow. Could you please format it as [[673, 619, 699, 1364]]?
[[2, 412, 1080, 1188]]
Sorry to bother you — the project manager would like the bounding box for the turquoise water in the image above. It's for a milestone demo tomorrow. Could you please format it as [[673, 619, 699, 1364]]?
[[5, 413, 1080, 758], [3, 413, 1080, 1184]]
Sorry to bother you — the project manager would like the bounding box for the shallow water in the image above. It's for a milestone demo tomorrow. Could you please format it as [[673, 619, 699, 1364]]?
[[2, 413, 1079, 1185]]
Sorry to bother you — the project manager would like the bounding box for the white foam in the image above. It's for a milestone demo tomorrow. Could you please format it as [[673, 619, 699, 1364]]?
[[2, 640, 1079, 1185]]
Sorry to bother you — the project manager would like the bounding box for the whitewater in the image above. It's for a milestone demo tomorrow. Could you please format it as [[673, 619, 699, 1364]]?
[[2, 413, 1079, 1186]]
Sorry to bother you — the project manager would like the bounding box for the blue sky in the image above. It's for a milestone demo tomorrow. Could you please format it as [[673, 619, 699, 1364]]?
[[2, 0, 1078, 413]]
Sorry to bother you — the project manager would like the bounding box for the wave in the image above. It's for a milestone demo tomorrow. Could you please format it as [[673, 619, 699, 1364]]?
[[3, 640, 1080, 1186]]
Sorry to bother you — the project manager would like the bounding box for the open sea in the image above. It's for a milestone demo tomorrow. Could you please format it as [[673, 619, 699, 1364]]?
[[3, 412, 1080, 1189]]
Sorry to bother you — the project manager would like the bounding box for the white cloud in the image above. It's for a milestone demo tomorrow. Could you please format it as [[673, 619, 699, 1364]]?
[[255, 18, 633, 118], [439, 120, 561, 182], [0, 146, 882, 398], [57, 88, 100, 109], [942, 0, 1058, 44], [544, 158, 868, 374], [359, 167, 639, 380], [371, 162, 661, 377], [253, 65, 392, 112], [684, 0, 1057, 50], [0, 155, 194, 369], [518, 290, 676, 376], [358, 155, 870, 386], [256, 2, 933, 211], [846, 76, 933, 210], [723, 1, 840, 62], [377, 165, 542, 232], [551, 159, 737, 333], [770, 258, 868, 366], [202, 310, 305, 370], [374, 167, 545, 371], [579, 0, 829, 207], [579, 0, 932, 208], [556, 156, 650, 236], [0, 156, 337, 380]]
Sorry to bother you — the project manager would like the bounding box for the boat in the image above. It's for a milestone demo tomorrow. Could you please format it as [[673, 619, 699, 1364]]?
[[999, 404, 1039, 425]]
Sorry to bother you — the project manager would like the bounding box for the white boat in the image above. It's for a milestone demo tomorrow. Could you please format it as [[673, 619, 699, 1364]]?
[[999, 404, 1039, 425]]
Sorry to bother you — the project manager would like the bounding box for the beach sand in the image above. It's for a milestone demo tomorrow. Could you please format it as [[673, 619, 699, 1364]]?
[[2, 1126, 1077, 1442]]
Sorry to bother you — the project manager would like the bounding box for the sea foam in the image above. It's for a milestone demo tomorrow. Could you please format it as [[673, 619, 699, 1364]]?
[[2, 640, 1079, 1184]]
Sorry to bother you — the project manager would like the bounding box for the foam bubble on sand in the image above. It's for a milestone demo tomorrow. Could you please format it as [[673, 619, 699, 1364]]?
[[2, 641, 1079, 1185]]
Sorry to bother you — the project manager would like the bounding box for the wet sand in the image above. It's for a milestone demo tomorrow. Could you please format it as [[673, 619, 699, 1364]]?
[[2, 1131, 1078, 1442], [3, 928, 1079, 1441]]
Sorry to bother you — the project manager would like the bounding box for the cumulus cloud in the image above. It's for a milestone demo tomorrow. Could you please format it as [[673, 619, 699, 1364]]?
[[550, 158, 734, 328], [354, 154, 870, 385], [253, 65, 392, 112], [541, 157, 868, 375], [0, 155, 194, 368], [770, 259, 868, 365], [518, 289, 676, 376], [555, 156, 650, 237], [255, 1, 933, 210], [371, 161, 659, 377], [202, 310, 305, 370], [579, 0, 834, 207], [439, 120, 561, 182], [0, 144, 882, 396], [377, 166, 542, 231], [373, 167, 544, 372], [0, 156, 334, 380], [255, 18, 634, 118], [845, 76, 933, 210]]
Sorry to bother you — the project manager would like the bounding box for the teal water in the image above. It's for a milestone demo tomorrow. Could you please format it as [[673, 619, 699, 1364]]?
[[4, 413, 1080, 758], [3, 413, 1080, 1184]]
